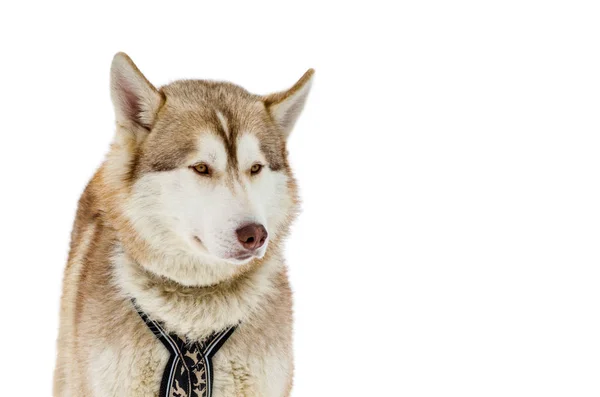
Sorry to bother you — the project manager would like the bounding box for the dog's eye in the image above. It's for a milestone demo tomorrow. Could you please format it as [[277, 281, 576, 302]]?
[[250, 164, 263, 175], [191, 163, 210, 176]]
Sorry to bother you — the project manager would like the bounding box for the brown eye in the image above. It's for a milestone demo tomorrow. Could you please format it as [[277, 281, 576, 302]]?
[[192, 163, 210, 176], [250, 164, 263, 175]]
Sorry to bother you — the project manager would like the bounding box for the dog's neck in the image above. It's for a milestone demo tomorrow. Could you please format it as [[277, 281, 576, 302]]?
[[112, 243, 284, 341]]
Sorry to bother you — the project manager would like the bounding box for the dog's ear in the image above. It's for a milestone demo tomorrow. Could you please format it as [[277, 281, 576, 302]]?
[[110, 52, 163, 130], [263, 69, 314, 138]]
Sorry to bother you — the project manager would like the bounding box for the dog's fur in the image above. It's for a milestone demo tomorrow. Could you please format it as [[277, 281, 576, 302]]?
[[53, 53, 313, 396]]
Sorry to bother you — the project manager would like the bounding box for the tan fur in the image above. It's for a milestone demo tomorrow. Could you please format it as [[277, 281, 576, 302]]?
[[54, 53, 312, 396]]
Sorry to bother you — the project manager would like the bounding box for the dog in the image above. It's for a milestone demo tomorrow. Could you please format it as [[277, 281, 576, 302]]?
[[53, 52, 313, 397]]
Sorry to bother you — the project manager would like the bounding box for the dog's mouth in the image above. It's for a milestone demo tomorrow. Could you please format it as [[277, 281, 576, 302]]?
[[192, 236, 260, 264], [225, 250, 260, 263]]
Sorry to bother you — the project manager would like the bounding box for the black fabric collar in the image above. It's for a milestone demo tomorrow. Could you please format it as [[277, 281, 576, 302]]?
[[133, 300, 236, 397]]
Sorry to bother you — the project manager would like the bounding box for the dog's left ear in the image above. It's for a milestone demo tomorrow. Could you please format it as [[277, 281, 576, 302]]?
[[110, 52, 163, 130], [263, 69, 314, 138]]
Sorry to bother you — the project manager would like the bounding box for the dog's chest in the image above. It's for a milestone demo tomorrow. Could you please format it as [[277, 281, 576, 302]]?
[[89, 327, 291, 397], [134, 307, 239, 397]]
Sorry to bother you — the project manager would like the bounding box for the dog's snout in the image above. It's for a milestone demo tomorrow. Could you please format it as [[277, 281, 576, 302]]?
[[236, 223, 268, 250]]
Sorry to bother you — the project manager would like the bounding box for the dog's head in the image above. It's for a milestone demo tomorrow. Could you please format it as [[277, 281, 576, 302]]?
[[103, 53, 312, 286]]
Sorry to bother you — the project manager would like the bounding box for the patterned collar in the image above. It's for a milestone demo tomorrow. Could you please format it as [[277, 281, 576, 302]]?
[[133, 301, 236, 397]]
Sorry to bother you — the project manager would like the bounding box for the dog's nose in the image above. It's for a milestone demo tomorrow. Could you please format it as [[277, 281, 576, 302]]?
[[236, 223, 268, 251]]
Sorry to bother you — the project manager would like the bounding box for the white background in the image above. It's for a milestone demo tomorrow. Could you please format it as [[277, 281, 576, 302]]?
[[1, 1, 599, 396]]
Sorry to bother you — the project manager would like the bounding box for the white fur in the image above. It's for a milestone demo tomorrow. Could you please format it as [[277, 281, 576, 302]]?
[[215, 110, 230, 137], [121, 132, 292, 286], [113, 244, 282, 339]]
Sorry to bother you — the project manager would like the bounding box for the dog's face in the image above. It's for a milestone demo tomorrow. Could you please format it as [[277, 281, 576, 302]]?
[[128, 85, 293, 266], [106, 53, 312, 286]]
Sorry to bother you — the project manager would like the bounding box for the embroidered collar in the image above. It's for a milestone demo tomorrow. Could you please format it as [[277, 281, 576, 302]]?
[[133, 301, 236, 397]]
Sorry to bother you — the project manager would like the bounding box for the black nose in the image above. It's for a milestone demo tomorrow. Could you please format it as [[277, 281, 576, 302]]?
[[236, 223, 268, 250]]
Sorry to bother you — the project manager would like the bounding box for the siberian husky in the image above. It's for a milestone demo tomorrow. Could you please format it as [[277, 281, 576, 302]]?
[[53, 52, 313, 397]]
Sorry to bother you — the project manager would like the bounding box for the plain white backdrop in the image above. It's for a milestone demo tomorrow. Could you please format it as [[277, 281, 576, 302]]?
[[1, 1, 599, 395]]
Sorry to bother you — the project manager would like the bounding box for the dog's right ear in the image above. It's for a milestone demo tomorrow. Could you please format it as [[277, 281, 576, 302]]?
[[110, 52, 163, 130], [263, 69, 314, 139]]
